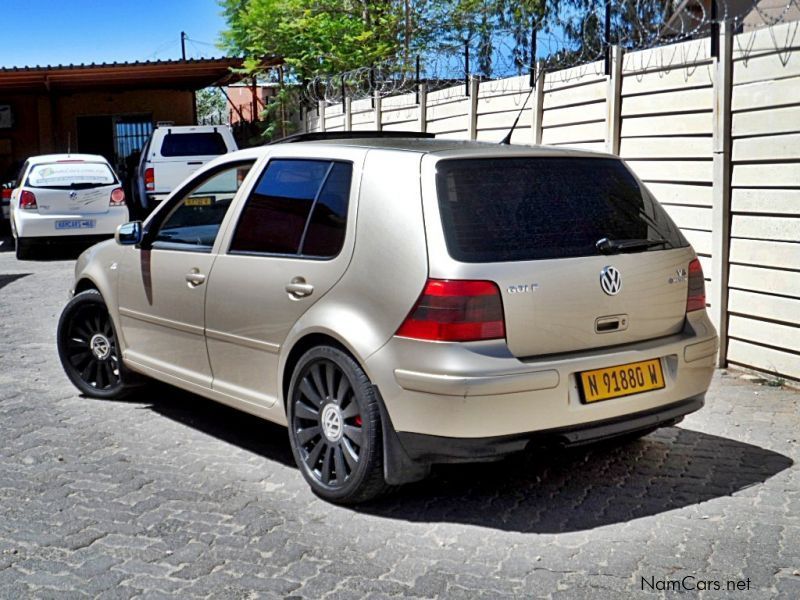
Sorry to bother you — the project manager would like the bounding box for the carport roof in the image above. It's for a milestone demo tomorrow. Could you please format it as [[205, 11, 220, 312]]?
[[0, 57, 282, 93]]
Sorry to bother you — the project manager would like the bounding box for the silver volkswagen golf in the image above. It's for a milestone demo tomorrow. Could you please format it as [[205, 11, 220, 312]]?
[[57, 134, 718, 504]]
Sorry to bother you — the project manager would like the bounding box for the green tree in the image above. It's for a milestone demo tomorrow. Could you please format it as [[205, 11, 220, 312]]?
[[549, 0, 676, 61], [413, 0, 546, 76], [195, 87, 228, 124], [219, 0, 405, 80]]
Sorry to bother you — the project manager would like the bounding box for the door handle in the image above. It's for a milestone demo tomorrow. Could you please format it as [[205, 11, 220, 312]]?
[[185, 269, 206, 287], [286, 277, 314, 298]]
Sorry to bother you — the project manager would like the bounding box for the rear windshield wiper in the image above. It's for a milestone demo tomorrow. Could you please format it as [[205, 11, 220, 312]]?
[[596, 237, 671, 255]]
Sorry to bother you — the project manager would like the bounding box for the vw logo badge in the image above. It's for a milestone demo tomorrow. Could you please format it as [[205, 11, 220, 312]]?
[[600, 266, 622, 296]]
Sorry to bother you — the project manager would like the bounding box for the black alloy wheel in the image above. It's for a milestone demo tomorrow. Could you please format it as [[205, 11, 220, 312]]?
[[57, 289, 131, 399], [287, 346, 390, 504]]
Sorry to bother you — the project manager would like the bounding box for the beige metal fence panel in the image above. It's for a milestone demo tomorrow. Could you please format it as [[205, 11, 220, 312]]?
[[727, 20, 800, 380]]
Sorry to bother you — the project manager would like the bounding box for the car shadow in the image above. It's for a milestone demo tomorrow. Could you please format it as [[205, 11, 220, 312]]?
[[360, 429, 792, 533], [0, 273, 30, 291], [122, 383, 296, 469], [0, 234, 97, 261], [30, 243, 93, 261], [117, 384, 792, 533]]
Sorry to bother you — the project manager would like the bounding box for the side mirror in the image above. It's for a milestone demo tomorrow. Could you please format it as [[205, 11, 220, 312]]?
[[115, 221, 142, 246]]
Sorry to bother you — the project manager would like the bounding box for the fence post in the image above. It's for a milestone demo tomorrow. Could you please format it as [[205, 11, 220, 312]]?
[[531, 61, 545, 145], [374, 91, 382, 131], [418, 83, 427, 133], [318, 100, 326, 132], [711, 20, 733, 367], [344, 96, 352, 131], [468, 77, 480, 140], [605, 45, 623, 155]]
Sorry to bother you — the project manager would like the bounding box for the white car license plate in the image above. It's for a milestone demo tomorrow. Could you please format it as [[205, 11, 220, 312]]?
[[55, 219, 96, 230]]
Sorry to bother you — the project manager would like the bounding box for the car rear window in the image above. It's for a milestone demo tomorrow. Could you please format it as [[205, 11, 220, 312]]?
[[435, 157, 688, 263], [27, 162, 116, 189], [160, 132, 228, 157]]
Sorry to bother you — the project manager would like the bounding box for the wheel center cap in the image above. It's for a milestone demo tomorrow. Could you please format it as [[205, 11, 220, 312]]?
[[90, 333, 111, 360], [320, 403, 343, 442]]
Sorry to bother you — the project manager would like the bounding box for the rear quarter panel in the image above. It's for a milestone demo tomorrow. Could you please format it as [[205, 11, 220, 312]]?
[[280, 149, 429, 388]]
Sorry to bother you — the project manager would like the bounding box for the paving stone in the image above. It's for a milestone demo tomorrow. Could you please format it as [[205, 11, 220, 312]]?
[[0, 241, 798, 598]]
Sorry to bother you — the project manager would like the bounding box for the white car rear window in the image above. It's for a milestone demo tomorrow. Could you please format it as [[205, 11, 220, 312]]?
[[28, 162, 116, 188]]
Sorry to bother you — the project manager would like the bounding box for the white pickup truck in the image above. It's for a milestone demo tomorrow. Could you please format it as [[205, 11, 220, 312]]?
[[134, 125, 237, 213]]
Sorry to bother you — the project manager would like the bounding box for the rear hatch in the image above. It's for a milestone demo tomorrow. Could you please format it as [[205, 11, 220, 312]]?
[[26, 161, 118, 215], [151, 130, 232, 193], [428, 155, 694, 357]]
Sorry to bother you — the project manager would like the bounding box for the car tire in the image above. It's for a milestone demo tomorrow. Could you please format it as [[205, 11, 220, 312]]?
[[57, 289, 135, 400], [287, 345, 391, 504], [14, 238, 32, 260]]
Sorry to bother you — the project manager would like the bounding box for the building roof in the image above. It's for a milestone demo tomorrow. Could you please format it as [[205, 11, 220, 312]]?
[[0, 57, 282, 93]]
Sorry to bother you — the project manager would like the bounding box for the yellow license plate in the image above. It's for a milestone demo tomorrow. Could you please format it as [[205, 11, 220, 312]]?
[[185, 196, 212, 206], [579, 358, 665, 403]]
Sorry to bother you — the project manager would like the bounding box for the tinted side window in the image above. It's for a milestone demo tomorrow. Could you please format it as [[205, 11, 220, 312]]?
[[151, 161, 254, 252], [160, 133, 228, 157], [230, 159, 351, 257], [302, 162, 352, 257]]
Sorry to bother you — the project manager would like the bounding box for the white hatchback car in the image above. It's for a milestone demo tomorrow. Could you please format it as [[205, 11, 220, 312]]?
[[9, 154, 129, 259]]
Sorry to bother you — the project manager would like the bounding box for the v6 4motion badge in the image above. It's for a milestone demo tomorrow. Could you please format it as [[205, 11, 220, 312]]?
[[669, 268, 688, 284]]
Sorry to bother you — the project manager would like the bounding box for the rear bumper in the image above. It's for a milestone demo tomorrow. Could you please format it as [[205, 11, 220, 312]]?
[[15, 234, 113, 247], [13, 207, 128, 239], [366, 310, 717, 440], [396, 395, 703, 463]]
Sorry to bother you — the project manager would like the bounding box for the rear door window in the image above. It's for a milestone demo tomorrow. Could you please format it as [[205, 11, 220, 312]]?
[[160, 132, 228, 157], [27, 162, 116, 189], [229, 159, 352, 258], [435, 157, 687, 263]]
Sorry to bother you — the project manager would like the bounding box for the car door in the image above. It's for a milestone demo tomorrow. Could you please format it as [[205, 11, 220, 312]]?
[[204, 153, 360, 408], [117, 159, 256, 387]]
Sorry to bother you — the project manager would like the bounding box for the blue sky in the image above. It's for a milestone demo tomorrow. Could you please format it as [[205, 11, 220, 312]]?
[[1, 0, 229, 68]]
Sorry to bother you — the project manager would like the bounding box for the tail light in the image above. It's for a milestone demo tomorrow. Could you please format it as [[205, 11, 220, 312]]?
[[396, 279, 505, 342], [1, 189, 11, 200], [144, 168, 155, 191], [19, 190, 37, 210], [686, 258, 706, 312], [109, 187, 126, 206]]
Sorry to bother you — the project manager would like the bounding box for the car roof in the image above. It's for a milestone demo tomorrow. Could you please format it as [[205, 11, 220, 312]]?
[[153, 125, 231, 132], [220, 137, 615, 163], [26, 153, 111, 165]]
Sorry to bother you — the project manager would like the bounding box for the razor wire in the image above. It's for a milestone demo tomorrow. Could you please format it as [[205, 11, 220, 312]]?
[[302, 0, 800, 106]]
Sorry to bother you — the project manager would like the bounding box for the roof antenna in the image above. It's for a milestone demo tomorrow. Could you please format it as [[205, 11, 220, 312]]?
[[67, 132, 71, 155], [499, 85, 535, 145]]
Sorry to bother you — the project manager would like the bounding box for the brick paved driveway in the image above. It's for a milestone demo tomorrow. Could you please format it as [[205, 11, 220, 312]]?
[[0, 236, 798, 599]]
